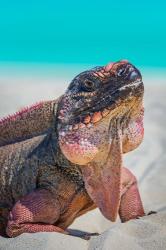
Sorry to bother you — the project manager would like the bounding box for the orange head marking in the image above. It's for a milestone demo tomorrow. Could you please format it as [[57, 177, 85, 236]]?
[[91, 112, 103, 123]]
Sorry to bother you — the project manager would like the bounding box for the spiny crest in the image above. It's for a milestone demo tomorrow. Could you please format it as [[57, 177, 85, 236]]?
[[0, 101, 45, 125]]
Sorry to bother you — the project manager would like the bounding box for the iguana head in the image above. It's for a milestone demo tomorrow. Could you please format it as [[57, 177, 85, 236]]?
[[58, 60, 144, 165]]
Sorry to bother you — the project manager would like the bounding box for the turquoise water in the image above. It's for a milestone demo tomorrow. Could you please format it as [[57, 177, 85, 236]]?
[[0, 0, 166, 68]]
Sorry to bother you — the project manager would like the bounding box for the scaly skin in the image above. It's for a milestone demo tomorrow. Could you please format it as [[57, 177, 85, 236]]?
[[0, 60, 145, 237], [0, 99, 59, 147]]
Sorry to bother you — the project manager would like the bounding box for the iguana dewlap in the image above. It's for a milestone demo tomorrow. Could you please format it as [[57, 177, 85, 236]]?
[[0, 60, 145, 237]]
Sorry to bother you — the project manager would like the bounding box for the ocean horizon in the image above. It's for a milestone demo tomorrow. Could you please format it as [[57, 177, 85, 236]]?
[[0, 61, 165, 80]]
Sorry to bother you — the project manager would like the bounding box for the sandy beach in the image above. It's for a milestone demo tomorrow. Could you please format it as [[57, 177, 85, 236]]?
[[0, 73, 166, 250]]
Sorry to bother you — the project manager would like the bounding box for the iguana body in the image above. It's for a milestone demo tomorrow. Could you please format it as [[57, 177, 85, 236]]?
[[0, 60, 145, 237]]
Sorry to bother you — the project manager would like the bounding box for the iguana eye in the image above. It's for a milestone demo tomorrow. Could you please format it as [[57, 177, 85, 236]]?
[[83, 80, 95, 92]]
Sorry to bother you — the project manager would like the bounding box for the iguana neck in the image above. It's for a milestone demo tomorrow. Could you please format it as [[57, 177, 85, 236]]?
[[0, 99, 59, 146]]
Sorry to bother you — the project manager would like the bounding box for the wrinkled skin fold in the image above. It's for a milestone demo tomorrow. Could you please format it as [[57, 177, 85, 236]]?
[[82, 129, 123, 221]]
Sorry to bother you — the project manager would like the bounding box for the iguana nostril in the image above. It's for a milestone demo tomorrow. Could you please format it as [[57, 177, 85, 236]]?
[[116, 64, 142, 81], [129, 69, 142, 81]]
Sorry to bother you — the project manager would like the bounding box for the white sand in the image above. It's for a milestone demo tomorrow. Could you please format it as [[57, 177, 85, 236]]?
[[0, 75, 166, 249]]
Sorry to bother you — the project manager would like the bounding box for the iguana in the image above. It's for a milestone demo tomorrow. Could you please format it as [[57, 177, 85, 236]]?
[[0, 60, 145, 238]]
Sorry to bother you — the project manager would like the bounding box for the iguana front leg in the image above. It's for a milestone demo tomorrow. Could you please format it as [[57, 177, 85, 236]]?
[[119, 167, 145, 222], [6, 189, 67, 237]]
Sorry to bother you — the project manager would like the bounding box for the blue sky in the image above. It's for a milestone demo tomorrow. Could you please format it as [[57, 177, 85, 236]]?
[[0, 0, 166, 68]]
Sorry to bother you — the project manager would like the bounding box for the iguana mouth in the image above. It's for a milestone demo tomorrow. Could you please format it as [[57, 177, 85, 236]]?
[[118, 78, 143, 90]]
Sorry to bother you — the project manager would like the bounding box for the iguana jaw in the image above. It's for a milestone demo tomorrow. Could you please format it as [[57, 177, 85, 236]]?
[[58, 98, 143, 165]]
